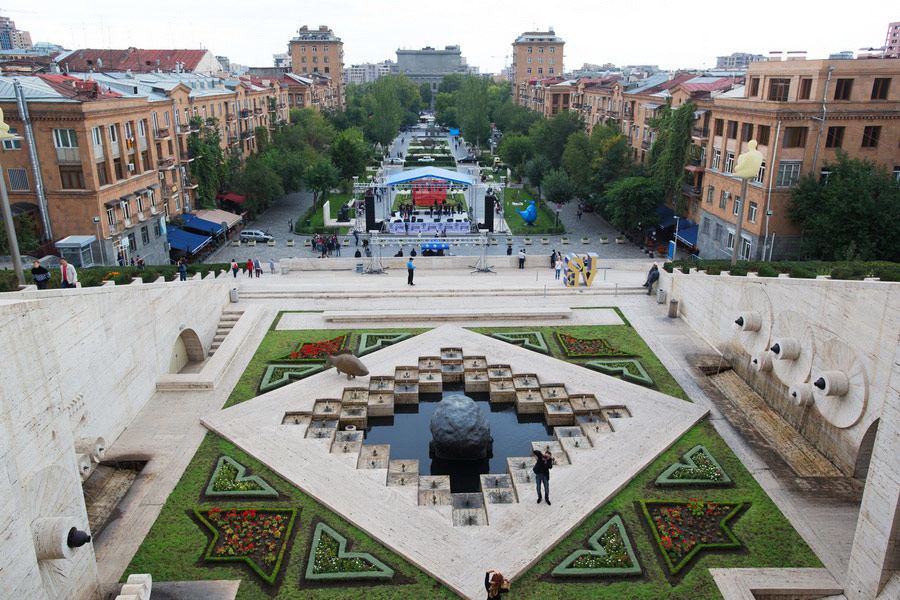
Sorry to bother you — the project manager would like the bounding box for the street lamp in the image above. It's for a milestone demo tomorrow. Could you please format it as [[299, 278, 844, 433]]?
[[0, 107, 24, 286], [92, 217, 107, 265]]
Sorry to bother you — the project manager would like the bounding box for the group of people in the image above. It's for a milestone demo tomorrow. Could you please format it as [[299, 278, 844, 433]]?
[[230, 258, 275, 278], [116, 252, 145, 269], [311, 233, 341, 258]]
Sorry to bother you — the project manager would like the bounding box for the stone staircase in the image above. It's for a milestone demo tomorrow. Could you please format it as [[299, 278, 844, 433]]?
[[208, 310, 243, 358]]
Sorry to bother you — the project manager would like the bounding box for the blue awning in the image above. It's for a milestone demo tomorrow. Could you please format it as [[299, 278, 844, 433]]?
[[675, 224, 699, 247], [656, 204, 676, 228], [167, 226, 212, 254], [182, 213, 225, 236]]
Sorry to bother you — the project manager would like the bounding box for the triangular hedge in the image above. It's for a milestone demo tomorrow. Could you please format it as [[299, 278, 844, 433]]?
[[584, 359, 653, 386], [551, 515, 641, 576], [490, 331, 550, 354], [656, 445, 732, 486], [259, 364, 325, 393], [305, 522, 394, 580], [205, 456, 279, 498], [358, 332, 413, 355]]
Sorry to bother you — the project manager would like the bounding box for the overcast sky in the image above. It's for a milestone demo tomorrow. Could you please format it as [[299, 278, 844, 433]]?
[[11, 1, 898, 72]]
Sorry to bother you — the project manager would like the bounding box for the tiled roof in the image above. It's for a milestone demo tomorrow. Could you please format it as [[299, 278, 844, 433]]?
[[56, 48, 210, 73], [37, 74, 123, 100], [678, 77, 738, 92]]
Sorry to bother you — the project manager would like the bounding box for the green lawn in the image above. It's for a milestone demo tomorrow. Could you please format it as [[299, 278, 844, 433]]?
[[504, 188, 564, 235], [123, 317, 819, 599]]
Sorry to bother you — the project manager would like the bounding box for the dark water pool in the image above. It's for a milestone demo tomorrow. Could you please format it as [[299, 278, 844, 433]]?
[[364, 385, 553, 493]]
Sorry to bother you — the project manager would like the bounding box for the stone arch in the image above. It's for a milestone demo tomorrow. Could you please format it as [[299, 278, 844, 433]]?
[[169, 328, 205, 373], [853, 418, 879, 479]]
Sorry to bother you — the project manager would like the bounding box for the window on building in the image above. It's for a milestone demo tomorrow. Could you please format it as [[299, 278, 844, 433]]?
[[549, 58, 554, 64], [825, 126, 844, 148], [324, 46, 328, 52], [712, 148, 721, 170], [312, 56, 318, 63], [302, 67, 307, 73], [724, 152, 735, 173], [527, 57, 532, 64], [714, 119, 724, 136], [108, 124, 119, 144], [538, 68, 543, 74], [164, 111, 170, 127], [96, 162, 109, 186], [783, 127, 808, 148], [755, 160, 766, 184], [871, 78, 891, 100], [526, 68, 532, 74], [527, 47, 532, 53], [714, 222, 723, 241], [141, 226, 150, 245], [124, 121, 133, 138], [726, 230, 735, 250], [549, 68, 554, 74], [707, 186, 714, 203], [7, 168, 28, 190], [757, 125, 770, 146], [128, 232, 137, 249], [733, 195, 741, 216], [894, 166, 900, 182], [726, 121, 738, 139], [749, 77, 760, 96], [113, 158, 124, 180], [550, 47, 555, 53], [53, 128, 79, 148], [748, 201, 758, 223], [324, 56, 329, 63], [324, 67, 330, 73], [861, 126, 881, 148], [833, 78, 853, 100], [153, 219, 161, 237], [59, 166, 85, 189], [798, 78, 812, 100], [701, 217, 709, 234], [538, 47, 544, 53], [740, 237, 752, 260], [106, 207, 115, 227], [777, 161, 802, 187], [740, 123, 753, 140], [768, 78, 790, 101], [2, 126, 20, 149], [311, 46, 317, 51], [719, 190, 728, 209]]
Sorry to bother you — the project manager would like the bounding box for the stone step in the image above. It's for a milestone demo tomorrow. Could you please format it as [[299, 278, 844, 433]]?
[[213, 334, 227, 342], [325, 307, 572, 324], [238, 288, 646, 300]]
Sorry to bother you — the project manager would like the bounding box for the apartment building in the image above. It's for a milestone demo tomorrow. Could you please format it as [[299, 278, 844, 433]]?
[[885, 22, 900, 59], [716, 52, 765, 70], [288, 25, 344, 108], [511, 29, 564, 100], [394, 46, 474, 92], [0, 72, 286, 265], [0, 16, 31, 50], [346, 60, 393, 84], [695, 59, 900, 261]]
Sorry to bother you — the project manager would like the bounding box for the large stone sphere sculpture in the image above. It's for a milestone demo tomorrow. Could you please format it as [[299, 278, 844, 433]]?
[[429, 394, 493, 460]]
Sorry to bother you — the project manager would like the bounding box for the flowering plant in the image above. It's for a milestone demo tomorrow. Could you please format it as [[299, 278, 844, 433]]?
[[556, 333, 631, 357], [275, 335, 348, 362]]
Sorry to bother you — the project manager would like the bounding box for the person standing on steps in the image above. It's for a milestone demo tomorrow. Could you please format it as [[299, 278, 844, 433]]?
[[550, 249, 557, 269], [177, 259, 188, 281], [506, 244, 512, 256], [353, 230, 359, 246], [269, 259, 276, 275], [518, 248, 526, 269], [245, 258, 254, 277], [31, 260, 50, 289], [59, 258, 77, 289], [644, 263, 659, 295], [533, 449, 553, 505], [406, 257, 415, 286], [254, 258, 262, 278], [555, 257, 562, 280], [231, 259, 239, 278]]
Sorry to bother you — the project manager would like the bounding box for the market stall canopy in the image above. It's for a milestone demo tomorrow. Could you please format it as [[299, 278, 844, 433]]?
[[216, 192, 246, 204], [182, 212, 225, 236], [167, 226, 211, 254], [195, 208, 242, 229]]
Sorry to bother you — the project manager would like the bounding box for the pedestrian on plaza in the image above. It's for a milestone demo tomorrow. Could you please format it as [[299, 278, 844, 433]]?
[[254, 258, 262, 278], [365, 247, 372, 257], [550, 250, 557, 269], [576, 204, 583, 221], [136, 255, 145, 270], [117, 252, 125, 266], [177, 259, 188, 281], [518, 249, 526, 269], [555, 258, 562, 280], [506, 244, 512, 256], [354, 249, 362, 258], [410, 248, 417, 257], [484, 570, 511, 599], [353, 230, 359, 246], [407, 257, 415, 286], [245, 258, 254, 277], [533, 449, 553, 505], [231, 259, 239, 278], [269, 259, 276, 275], [31, 260, 50, 289], [288, 219, 293, 232], [60, 258, 77, 289], [644, 263, 660, 296], [335, 238, 341, 257]]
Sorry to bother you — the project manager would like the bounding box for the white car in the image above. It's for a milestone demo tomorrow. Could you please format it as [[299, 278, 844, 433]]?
[[240, 229, 274, 243], [419, 156, 435, 163]]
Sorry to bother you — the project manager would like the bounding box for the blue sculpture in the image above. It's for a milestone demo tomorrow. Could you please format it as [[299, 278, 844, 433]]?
[[516, 200, 537, 225]]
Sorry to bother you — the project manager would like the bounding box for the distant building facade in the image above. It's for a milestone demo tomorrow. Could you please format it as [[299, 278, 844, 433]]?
[[511, 29, 564, 99], [346, 60, 393, 84], [288, 25, 344, 108], [716, 52, 765, 69], [885, 21, 900, 58], [395, 46, 472, 91], [55, 48, 224, 75], [0, 16, 31, 50]]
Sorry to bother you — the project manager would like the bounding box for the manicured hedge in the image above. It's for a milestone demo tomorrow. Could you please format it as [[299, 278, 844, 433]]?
[[662, 259, 900, 281]]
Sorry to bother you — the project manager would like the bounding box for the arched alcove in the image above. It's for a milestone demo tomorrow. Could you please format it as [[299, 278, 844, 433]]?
[[853, 418, 879, 480], [169, 328, 205, 373]]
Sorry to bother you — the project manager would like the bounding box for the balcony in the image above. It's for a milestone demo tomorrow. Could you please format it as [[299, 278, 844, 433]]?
[[123, 217, 132, 228], [137, 211, 147, 222], [150, 205, 159, 215], [254, 107, 263, 115], [225, 113, 236, 122], [55, 147, 81, 163], [158, 156, 175, 169], [681, 182, 702, 197], [641, 139, 652, 150], [685, 157, 706, 173], [154, 128, 170, 140], [183, 178, 199, 190], [691, 127, 709, 139], [176, 124, 195, 136], [240, 109, 251, 119], [228, 134, 239, 145]]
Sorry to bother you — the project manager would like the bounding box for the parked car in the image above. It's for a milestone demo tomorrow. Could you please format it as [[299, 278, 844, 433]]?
[[419, 156, 435, 163], [458, 156, 478, 164], [388, 157, 403, 165], [240, 229, 274, 243]]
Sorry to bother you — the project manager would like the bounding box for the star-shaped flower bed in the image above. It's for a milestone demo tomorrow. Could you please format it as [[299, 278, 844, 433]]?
[[585, 359, 653, 386], [556, 333, 632, 358], [490, 331, 550, 354], [358, 332, 413, 355], [641, 499, 744, 575], [205, 456, 279, 498], [258, 364, 325, 393], [195, 508, 297, 584], [305, 522, 394, 581], [275, 334, 348, 362], [551, 515, 641, 577], [656, 445, 732, 486]]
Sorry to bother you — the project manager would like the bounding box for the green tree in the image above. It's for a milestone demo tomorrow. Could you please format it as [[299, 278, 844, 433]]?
[[418, 83, 433, 106], [231, 154, 283, 215], [493, 100, 542, 136], [498, 134, 534, 178], [0, 213, 40, 254], [289, 108, 335, 151], [561, 131, 595, 200], [529, 111, 584, 168], [591, 134, 632, 200], [603, 176, 663, 232], [647, 100, 695, 209], [542, 169, 577, 207], [525, 154, 552, 197], [254, 126, 269, 153], [365, 75, 404, 149], [438, 73, 466, 94], [187, 116, 225, 209], [329, 127, 370, 181], [303, 157, 341, 206], [788, 152, 900, 261], [459, 76, 491, 149], [434, 93, 459, 128]]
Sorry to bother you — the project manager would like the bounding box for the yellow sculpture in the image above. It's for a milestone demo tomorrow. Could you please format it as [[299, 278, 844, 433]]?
[[0, 107, 11, 139], [563, 252, 599, 287], [733, 139, 763, 179]]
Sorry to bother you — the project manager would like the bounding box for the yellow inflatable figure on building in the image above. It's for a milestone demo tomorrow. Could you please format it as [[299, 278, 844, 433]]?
[[563, 252, 599, 287]]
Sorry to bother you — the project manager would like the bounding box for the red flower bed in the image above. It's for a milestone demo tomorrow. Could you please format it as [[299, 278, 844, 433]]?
[[196, 508, 297, 584], [556, 333, 631, 357], [277, 335, 347, 362]]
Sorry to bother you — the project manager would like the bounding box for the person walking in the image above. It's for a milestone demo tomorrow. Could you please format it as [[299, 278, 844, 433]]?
[[31, 260, 51, 289], [288, 219, 293, 232], [406, 257, 415, 286], [254, 258, 262, 278], [533, 449, 553, 504], [335, 238, 341, 257], [518, 249, 526, 269], [644, 263, 660, 296], [59, 258, 78, 289], [555, 258, 562, 280], [353, 230, 359, 246], [177, 259, 188, 281], [231, 259, 239, 278], [506, 244, 512, 256], [484, 570, 511, 599], [576, 203, 583, 221], [245, 258, 254, 277], [550, 250, 557, 269], [269, 259, 276, 275]]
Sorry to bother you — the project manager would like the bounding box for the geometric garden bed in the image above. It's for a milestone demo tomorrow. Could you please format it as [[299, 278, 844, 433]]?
[[655, 445, 731, 486], [551, 515, 641, 577], [585, 359, 653, 387], [305, 522, 394, 581]]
